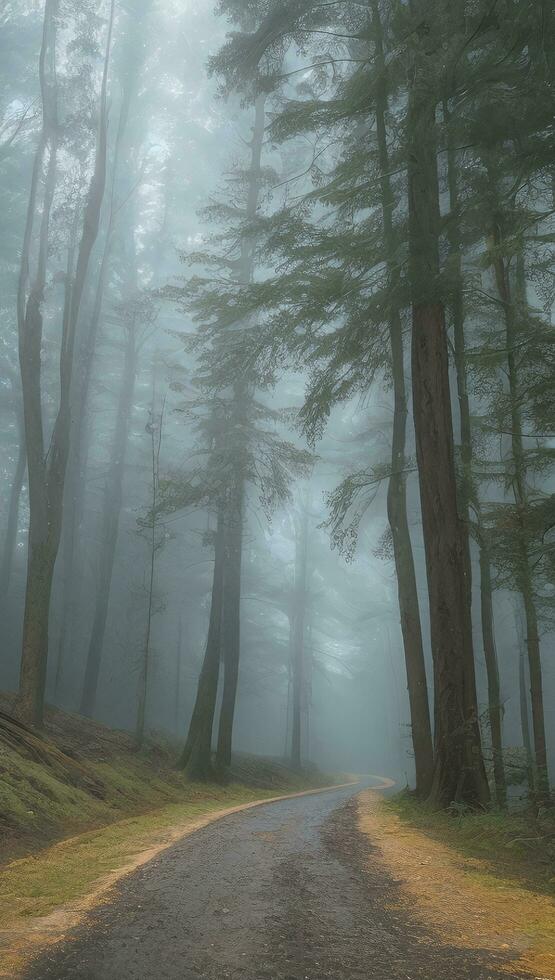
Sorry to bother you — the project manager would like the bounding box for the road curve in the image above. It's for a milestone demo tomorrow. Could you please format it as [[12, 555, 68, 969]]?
[[24, 778, 525, 980]]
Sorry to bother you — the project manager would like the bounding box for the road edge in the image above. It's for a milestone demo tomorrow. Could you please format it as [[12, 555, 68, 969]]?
[[1, 774, 392, 977]]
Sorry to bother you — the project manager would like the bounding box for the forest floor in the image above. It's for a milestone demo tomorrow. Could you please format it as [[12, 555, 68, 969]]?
[[16, 779, 552, 980], [358, 789, 555, 979]]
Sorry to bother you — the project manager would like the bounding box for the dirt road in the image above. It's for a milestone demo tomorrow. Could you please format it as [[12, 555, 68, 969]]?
[[24, 780, 526, 979]]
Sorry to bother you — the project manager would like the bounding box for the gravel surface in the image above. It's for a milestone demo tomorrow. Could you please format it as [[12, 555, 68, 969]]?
[[24, 781, 526, 979]]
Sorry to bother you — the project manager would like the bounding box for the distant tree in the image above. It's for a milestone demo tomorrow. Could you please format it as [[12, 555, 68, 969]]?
[[162, 100, 311, 777], [289, 494, 310, 770], [136, 378, 166, 748], [79, 292, 157, 720]]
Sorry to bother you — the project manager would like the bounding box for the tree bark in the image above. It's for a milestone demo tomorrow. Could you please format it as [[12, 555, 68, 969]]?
[[478, 538, 506, 806], [179, 512, 225, 778], [16, 0, 60, 727], [445, 104, 506, 806], [515, 602, 535, 795], [136, 377, 163, 749], [491, 230, 549, 802], [174, 615, 183, 732], [290, 503, 309, 770], [0, 399, 26, 599], [407, 23, 489, 807], [373, 1, 433, 796], [215, 474, 244, 770]]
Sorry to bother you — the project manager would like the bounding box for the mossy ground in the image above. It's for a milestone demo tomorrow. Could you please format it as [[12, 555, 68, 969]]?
[[386, 791, 555, 895]]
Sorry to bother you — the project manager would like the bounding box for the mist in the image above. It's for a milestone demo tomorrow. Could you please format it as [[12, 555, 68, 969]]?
[[2, 0, 554, 803]]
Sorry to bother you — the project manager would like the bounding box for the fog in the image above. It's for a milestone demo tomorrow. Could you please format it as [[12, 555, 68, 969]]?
[[2, 0, 554, 803]]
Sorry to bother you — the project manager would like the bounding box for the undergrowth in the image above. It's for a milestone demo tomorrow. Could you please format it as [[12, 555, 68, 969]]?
[[386, 791, 555, 895]]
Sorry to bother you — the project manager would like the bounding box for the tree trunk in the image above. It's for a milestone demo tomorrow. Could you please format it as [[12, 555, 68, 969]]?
[[174, 615, 183, 733], [79, 324, 138, 717], [407, 31, 489, 807], [16, 0, 114, 727], [55, 44, 137, 693], [515, 603, 535, 796], [17, 539, 57, 725], [521, 578, 548, 800], [0, 402, 26, 598], [15, 0, 60, 728], [179, 512, 225, 778], [213, 94, 266, 771], [290, 503, 309, 770], [215, 477, 244, 770], [54, 240, 112, 693], [445, 106, 506, 806], [372, 0, 433, 797], [136, 376, 163, 749], [478, 539, 506, 806], [491, 230, 549, 802]]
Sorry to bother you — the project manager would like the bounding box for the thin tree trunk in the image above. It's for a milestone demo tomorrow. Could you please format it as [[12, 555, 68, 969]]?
[[179, 511, 225, 778], [55, 55, 137, 693], [80, 324, 138, 717], [136, 386, 164, 748], [214, 94, 266, 771], [478, 538, 506, 806], [0, 401, 26, 598], [54, 241, 112, 693], [215, 475, 244, 770], [515, 603, 535, 795], [174, 615, 183, 733], [490, 228, 549, 802], [290, 503, 309, 770], [16, 0, 60, 727], [372, 1, 433, 796], [407, 22, 489, 807], [445, 104, 506, 806]]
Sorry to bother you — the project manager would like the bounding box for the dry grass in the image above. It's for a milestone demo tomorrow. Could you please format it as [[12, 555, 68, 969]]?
[[357, 789, 555, 979]]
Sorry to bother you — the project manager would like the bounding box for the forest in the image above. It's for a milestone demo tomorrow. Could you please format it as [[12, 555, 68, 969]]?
[[0, 1, 554, 978]]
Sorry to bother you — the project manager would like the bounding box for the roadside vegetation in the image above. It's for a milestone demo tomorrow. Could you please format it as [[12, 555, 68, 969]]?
[[387, 792, 555, 896], [357, 790, 555, 979], [0, 692, 336, 860]]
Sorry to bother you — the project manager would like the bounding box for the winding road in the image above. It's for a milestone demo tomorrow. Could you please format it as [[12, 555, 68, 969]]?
[[25, 779, 525, 979]]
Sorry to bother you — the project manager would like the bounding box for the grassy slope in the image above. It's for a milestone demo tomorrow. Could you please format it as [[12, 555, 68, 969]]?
[[0, 695, 340, 974], [0, 694, 327, 860]]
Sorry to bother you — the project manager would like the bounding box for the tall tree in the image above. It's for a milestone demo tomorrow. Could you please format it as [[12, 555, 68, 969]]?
[[443, 101, 507, 807], [16, 0, 115, 726], [211, 0, 438, 794], [215, 94, 266, 771], [371, 0, 433, 796]]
